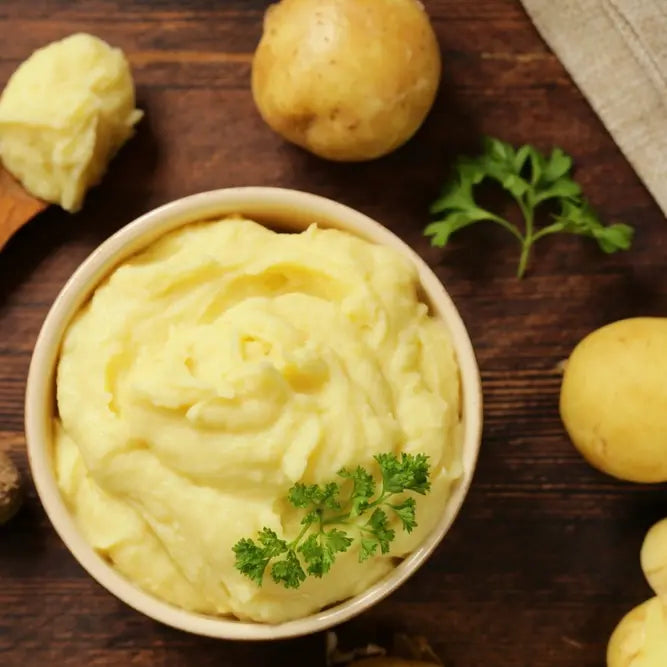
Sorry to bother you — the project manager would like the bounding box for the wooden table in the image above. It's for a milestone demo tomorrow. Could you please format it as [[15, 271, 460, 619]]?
[[1, 1, 665, 665]]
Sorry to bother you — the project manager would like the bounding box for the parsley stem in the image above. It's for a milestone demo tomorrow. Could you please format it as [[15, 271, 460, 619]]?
[[366, 492, 390, 509], [486, 213, 524, 244], [289, 521, 312, 550], [532, 222, 564, 242], [515, 195, 535, 279], [517, 241, 532, 279], [321, 515, 350, 526], [515, 194, 534, 235]]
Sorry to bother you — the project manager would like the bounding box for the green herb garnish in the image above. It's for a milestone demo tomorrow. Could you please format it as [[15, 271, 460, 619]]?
[[425, 137, 634, 278], [232, 452, 430, 589]]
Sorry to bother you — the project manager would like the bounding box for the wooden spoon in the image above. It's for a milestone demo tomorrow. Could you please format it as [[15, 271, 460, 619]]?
[[0, 164, 48, 250]]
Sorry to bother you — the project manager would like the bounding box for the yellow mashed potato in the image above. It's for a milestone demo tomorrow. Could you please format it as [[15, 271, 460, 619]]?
[[0, 33, 142, 212], [54, 218, 462, 623]]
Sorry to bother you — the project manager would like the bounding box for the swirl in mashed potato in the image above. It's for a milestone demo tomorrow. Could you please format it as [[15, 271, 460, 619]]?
[[54, 217, 462, 623]]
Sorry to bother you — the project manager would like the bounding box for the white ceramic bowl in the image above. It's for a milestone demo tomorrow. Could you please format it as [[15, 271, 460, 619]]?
[[25, 187, 482, 640]]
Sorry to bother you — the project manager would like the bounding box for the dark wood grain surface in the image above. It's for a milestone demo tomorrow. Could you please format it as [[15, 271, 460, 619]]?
[[1, 1, 666, 665]]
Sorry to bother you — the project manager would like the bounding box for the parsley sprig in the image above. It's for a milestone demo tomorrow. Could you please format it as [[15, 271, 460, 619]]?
[[232, 452, 430, 589], [425, 137, 634, 278]]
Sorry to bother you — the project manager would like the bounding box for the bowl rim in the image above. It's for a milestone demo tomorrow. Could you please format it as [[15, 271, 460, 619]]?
[[25, 186, 482, 640]]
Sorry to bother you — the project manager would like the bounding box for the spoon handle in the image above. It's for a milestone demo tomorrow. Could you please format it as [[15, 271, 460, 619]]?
[[0, 165, 48, 250]]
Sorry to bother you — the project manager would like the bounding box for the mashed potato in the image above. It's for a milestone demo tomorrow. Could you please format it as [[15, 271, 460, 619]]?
[[54, 218, 462, 623], [0, 33, 142, 212]]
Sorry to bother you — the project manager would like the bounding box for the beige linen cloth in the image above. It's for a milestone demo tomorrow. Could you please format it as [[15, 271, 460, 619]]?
[[521, 0, 667, 215]]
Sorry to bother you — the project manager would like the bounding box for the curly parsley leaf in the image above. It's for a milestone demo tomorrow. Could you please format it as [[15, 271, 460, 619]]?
[[232, 528, 288, 586], [270, 550, 306, 589], [288, 481, 341, 511], [339, 465, 376, 517], [299, 529, 354, 577], [233, 453, 432, 588], [388, 497, 417, 534], [359, 538, 379, 563], [375, 452, 431, 495], [365, 509, 395, 554]]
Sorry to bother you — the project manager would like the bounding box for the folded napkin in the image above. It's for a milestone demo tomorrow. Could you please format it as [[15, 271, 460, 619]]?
[[521, 0, 667, 215]]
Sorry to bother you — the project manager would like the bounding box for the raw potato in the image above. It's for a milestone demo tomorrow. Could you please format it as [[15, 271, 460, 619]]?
[[641, 518, 667, 597], [559, 318, 667, 482], [252, 0, 441, 161], [607, 597, 667, 666]]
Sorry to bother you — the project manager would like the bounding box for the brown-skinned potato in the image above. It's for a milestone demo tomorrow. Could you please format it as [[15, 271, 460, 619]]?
[[252, 0, 441, 161]]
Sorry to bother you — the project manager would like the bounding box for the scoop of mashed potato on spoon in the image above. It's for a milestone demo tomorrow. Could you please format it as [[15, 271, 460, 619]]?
[[0, 33, 142, 212]]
